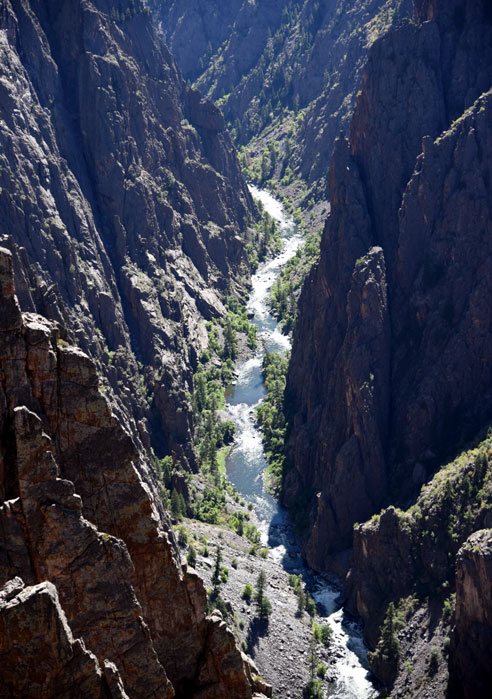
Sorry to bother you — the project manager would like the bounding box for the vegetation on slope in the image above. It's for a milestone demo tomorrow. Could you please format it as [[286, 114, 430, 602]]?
[[361, 428, 492, 691], [256, 352, 289, 494], [270, 226, 322, 331]]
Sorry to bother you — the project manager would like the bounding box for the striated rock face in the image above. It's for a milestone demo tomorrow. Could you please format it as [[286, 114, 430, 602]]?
[[0, 578, 128, 699], [0, 247, 268, 698], [0, 0, 254, 469], [450, 530, 492, 699], [285, 0, 492, 570]]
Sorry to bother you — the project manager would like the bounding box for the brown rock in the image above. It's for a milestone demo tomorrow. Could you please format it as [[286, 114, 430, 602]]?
[[0, 578, 127, 698], [0, 246, 22, 331], [0, 247, 259, 698]]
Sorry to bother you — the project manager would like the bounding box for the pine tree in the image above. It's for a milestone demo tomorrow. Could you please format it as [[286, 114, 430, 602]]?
[[212, 546, 222, 589], [223, 318, 237, 360], [255, 570, 272, 619], [379, 602, 400, 661], [308, 633, 318, 681], [171, 489, 184, 520], [296, 585, 306, 616]]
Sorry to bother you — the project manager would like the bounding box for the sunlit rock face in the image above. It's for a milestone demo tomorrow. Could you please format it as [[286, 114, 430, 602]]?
[[0, 246, 269, 697], [0, 0, 254, 471]]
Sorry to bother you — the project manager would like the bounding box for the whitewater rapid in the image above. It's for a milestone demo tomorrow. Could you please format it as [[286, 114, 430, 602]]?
[[225, 185, 377, 699]]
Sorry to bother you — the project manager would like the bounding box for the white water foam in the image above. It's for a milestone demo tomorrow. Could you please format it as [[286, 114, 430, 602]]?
[[225, 186, 377, 699]]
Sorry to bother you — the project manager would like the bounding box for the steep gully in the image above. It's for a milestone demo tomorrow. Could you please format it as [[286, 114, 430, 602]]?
[[225, 186, 376, 698]]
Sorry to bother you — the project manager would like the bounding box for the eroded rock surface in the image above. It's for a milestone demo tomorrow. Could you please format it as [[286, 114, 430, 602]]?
[[285, 0, 492, 570], [450, 530, 492, 699], [0, 0, 254, 471], [0, 578, 128, 699], [0, 247, 268, 698]]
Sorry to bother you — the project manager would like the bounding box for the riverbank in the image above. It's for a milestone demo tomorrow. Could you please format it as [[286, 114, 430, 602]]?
[[171, 187, 377, 699], [184, 517, 315, 696], [219, 187, 377, 699]]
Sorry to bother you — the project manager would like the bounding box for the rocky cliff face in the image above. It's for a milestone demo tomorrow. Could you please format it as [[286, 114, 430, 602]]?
[[0, 246, 268, 698], [450, 529, 492, 699], [155, 0, 412, 203], [345, 432, 492, 695], [284, 0, 492, 570], [0, 0, 254, 470]]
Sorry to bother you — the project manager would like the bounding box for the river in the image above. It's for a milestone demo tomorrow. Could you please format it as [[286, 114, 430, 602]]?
[[225, 185, 377, 699]]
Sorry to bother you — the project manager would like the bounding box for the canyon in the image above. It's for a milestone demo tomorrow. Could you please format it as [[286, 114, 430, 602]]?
[[1, 0, 492, 698]]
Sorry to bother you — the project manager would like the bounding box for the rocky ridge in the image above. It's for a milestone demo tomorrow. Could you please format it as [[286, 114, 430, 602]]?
[[346, 432, 492, 696], [0, 245, 269, 698], [0, 0, 254, 471]]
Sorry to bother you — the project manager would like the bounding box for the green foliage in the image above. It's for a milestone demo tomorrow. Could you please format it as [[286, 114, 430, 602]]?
[[187, 545, 197, 567], [386, 433, 492, 595], [429, 646, 440, 675], [316, 664, 326, 679], [246, 206, 281, 272], [313, 622, 333, 646], [192, 302, 256, 495], [256, 352, 289, 493], [194, 486, 226, 524], [212, 546, 223, 589], [255, 570, 272, 619], [369, 602, 402, 670], [245, 523, 261, 544], [288, 573, 303, 591], [177, 525, 188, 546], [153, 454, 173, 488], [171, 489, 186, 520], [296, 588, 306, 617], [302, 679, 323, 699], [192, 364, 227, 484], [109, 1, 150, 23], [442, 593, 456, 623], [207, 589, 229, 619], [289, 573, 314, 618], [242, 583, 253, 602], [270, 227, 322, 332], [307, 633, 318, 680], [305, 592, 317, 617]]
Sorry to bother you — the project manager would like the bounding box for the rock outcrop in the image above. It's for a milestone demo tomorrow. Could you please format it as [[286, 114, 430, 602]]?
[[0, 247, 268, 698], [0, 0, 254, 470], [450, 529, 492, 699], [347, 433, 492, 694], [0, 578, 128, 698], [284, 0, 492, 570]]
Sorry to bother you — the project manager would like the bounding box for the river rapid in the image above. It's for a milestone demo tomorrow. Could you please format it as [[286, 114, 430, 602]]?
[[225, 186, 377, 699]]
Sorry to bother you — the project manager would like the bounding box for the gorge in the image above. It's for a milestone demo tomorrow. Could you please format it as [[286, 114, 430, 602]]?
[[1, 0, 492, 698]]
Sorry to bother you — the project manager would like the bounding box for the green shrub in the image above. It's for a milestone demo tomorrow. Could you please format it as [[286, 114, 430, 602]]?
[[187, 545, 197, 567], [177, 525, 188, 546], [303, 679, 323, 699], [242, 583, 253, 602], [429, 646, 440, 675]]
